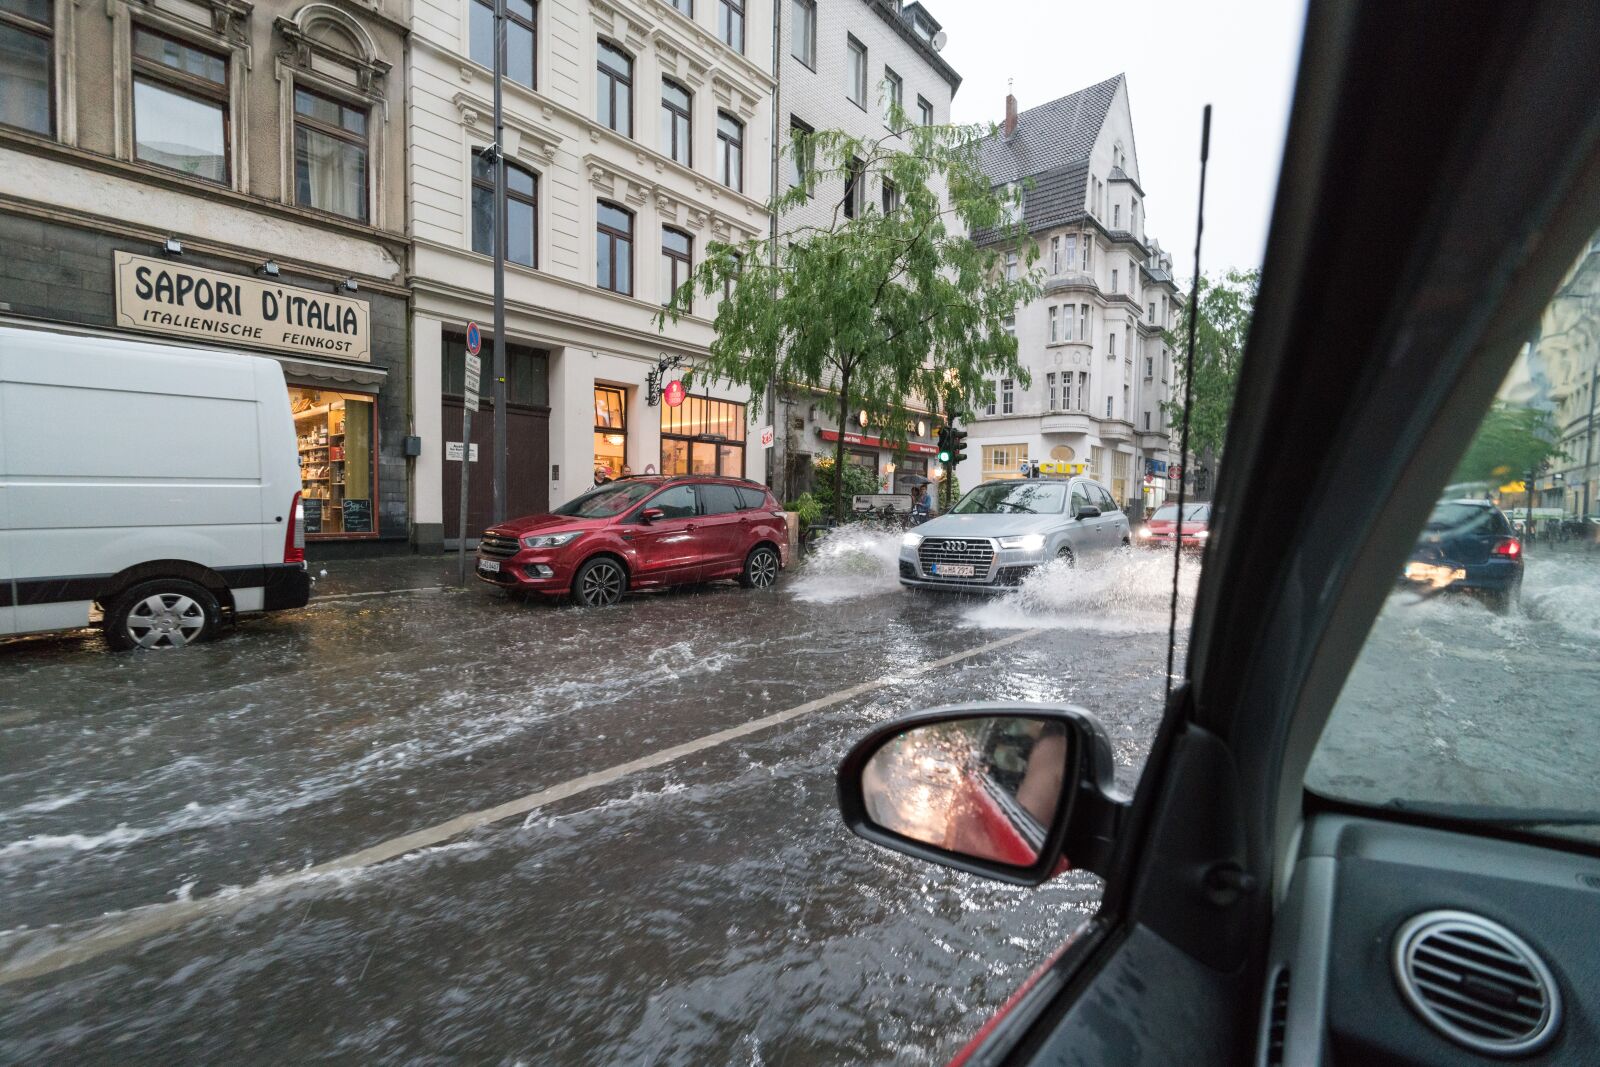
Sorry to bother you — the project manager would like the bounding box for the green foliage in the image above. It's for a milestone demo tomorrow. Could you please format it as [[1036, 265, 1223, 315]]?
[[1162, 268, 1260, 462], [785, 492, 824, 529], [810, 457, 881, 518], [938, 472, 962, 510], [658, 99, 1043, 520], [1453, 403, 1566, 486]]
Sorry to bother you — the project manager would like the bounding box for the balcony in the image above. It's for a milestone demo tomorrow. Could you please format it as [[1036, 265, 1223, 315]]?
[[1099, 419, 1135, 443], [1040, 411, 1096, 435], [1138, 429, 1170, 450]]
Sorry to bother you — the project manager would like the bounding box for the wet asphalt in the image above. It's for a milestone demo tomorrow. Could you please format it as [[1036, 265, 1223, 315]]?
[[0, 532, 1190, 1065]]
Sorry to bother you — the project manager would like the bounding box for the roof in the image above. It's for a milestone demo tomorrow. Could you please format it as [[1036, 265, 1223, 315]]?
[[974, 75, 1122, 241], [868, 0, 961, 93]]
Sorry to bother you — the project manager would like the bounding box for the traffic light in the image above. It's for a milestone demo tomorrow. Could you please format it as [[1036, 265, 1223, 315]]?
[[936, 425, 953, 464], [950, 428, 968, 466]]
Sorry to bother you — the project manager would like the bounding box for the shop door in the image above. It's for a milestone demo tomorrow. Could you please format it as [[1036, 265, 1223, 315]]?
[[443, 399, 550, 540]]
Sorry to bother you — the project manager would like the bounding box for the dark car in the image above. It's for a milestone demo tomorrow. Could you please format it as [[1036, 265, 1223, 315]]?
[[1403, 499, 1523, 611], [834, 6, 1600, 1066], [475, 475, 788, 606]]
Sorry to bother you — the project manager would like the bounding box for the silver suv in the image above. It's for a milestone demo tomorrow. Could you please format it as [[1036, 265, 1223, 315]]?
[[899, 477, 1131, 592]]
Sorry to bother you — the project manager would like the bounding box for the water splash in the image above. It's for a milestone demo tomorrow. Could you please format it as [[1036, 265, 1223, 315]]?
[[965, 551, 1201, 633], [787, 525, 905, 603]]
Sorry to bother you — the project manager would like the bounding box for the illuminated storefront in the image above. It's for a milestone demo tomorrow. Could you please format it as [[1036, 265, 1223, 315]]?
[[290, 388, 378, 538], [594, 385, 628, 482], [660, 395, 747, 477]]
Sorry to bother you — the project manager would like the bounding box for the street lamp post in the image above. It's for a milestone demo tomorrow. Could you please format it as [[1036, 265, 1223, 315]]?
[[490, 0, 508, 524]]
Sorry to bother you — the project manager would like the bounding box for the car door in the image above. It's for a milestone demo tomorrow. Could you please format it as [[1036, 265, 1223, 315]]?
[[625, 483, 711, 587], [1067, 481, 1097, 558], [1092, 483, 1125, 547], [838, 6, 1600, 1064], [694, 482, 748, 578]]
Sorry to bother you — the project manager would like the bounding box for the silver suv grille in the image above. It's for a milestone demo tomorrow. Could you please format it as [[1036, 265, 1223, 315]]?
[[917, 537, 994, 578], [479, 533, 521, 559]]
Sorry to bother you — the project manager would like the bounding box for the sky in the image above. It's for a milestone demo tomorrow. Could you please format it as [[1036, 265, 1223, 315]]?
[[937, 0, 1308, 277]]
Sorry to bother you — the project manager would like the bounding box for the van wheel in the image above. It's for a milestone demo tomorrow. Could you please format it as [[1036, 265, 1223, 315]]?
[[740, 545, 781, 589], [105, 580, 220, 651], [572, 557, 627, 607]]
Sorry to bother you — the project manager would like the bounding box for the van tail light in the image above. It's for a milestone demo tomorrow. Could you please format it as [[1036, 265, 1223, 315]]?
[[1493, 537, 1521, 559], [285, 491, 306, 564]]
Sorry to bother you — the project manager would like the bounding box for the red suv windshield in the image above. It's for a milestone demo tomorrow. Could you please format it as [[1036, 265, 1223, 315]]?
[[552, 481, 658, 518]]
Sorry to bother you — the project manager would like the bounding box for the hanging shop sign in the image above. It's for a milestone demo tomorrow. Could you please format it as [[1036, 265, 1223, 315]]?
[[113, 252, 371, 362], [663, 380, 687, 407]]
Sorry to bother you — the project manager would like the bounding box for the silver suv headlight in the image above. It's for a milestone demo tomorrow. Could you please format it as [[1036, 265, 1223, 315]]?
[[998, 533, 1046, 551], [901, 532, 924, 548]]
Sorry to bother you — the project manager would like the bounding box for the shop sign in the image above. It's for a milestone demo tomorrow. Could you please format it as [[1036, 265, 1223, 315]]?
[[113, 251, 371, 362], [663, 380, 687, 407], [1035, 460, 1089, 476], [758, 424, 775, 449], [1146, 459, 1168, 474], [817, 429, 938, 456]]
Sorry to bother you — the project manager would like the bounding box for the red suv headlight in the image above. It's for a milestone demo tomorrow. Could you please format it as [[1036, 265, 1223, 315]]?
[[522, 531, 586, 549]]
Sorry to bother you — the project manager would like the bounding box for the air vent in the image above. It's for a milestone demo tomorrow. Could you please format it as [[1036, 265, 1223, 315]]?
[[1264, 967, 1290, 1066], [1393, 910, 1560, 1057]]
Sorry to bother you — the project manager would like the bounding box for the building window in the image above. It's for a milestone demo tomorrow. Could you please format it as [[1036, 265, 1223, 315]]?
[[1047, 372, 1057, 411], [596, 40, 632, 136], [1148, 301, 1155, 322], [0, 0, 51, 135], [1049, 236, 1061, 274], [1108, 332, 1116, 357], [880, 177, 897, 214], [1076, 371, 1088, 411], [1144, 411, 1151, 431], [594, 384, 627, 483], [1001, 378, 1014, 414], [661, 226, 691, 307], [661, 78, 691, 165], [291, 387, 378, 539], [982, 443, 1027, 480], [131, 28, 229, 183], [984, 383, 995, 416], [471, 0, 535, 88], [1123, 384, 1130, 419], [1105, 396, 1113, 418], [667, 0, 691, 13], [1081, 234, 1092, 271], [846, 35, 866, 107], [883, 66, 901, 124], [1113, 203, 1120, 228], [917, 95, 933, 126], [1002, 314, 1015, 336], [723, 250, 741, 302], [718, 0, 743, 52], [596, 200, 633, 295], [791, 0, 815, 68], [294, 87, 368, 221], [1110, 268, 1119, 293], [843, 155, 864, 218], [788, 115, 813, 193], [471, 149, 537, 267], [1005, 251, 1018, 281], [1048, 305, 1058, 343], [661, 395, 746, 476], [716, 111, 742, 191], [1078, 304, 1089, 342], [1145, 354, 1154, 379]]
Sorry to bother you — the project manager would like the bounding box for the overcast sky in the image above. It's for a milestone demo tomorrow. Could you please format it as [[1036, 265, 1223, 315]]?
[[938, 0, 1308, 277]]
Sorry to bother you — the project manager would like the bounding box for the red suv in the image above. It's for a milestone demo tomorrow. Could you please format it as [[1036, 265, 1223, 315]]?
[[475, 475, 789, 607]]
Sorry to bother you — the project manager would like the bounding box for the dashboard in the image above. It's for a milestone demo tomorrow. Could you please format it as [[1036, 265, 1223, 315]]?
[[1262, 814, 1600, 1065]]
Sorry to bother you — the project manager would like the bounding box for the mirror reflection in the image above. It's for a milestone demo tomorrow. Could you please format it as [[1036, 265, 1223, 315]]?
[[861, 716, 1071, 867]]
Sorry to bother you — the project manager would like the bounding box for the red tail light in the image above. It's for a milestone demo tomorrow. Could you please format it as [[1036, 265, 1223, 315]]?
[[1493, 537, 1521, 559], [285, 491, 305, 564]]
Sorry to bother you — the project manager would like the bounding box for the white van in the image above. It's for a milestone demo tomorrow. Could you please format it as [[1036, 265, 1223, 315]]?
[[0, 324, 311, 649]]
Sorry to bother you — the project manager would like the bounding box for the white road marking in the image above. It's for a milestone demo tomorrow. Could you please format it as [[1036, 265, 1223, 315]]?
[[0, 627, 1042, 984]]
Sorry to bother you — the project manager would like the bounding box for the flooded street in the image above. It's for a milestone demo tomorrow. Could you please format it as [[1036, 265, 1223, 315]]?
[[2, 535, 1187, 1064]]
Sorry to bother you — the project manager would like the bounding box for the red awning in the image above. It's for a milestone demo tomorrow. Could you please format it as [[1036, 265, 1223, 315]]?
[[818, 429, 938, 455]]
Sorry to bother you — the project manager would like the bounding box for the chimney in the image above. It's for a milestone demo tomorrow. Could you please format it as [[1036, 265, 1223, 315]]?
[[1004, 91, 1018, 138]]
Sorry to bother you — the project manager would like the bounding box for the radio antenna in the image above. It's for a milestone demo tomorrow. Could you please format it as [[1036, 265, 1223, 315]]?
[[1166, 104, 1210, 705]]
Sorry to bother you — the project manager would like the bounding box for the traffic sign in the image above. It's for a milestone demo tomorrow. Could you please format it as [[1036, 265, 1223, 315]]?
[[758, 424, 775, 449], [464, 352, 482, 409], [465, 321, 481, 356], [663, 379, 687, 407]]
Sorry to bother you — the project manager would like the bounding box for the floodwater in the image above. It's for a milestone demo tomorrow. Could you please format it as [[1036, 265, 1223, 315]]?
[[0, 535, 1192, 1064]]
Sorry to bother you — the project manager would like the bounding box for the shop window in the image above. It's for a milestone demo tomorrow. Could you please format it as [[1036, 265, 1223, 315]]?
[[131, 27, 229, 183], [290, 386, 377, 538], [660, 394, 746, 477], [718, 0, 743, 53], [661, 226, 691, 307], [717, 111, 742, 192], [470, 0, 535, 88], [294, 87, 368, 221], [472, 148, 538, 267], [596, 40, 632, 137], [661, 78, 691, 166], [596, 200, 633, 295], [982, 443, 1027, 481], [593, 384, 627, 483], [0, 0, 52, 135]]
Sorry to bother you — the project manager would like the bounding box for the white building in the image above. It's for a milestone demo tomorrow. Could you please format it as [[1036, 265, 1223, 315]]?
[[773, 0, 961, 497], [964, 75, 1182, 513], [406, 0, 776, 544]]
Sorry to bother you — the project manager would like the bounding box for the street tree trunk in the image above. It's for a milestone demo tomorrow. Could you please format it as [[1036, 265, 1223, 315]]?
[[833, 362, 852, 523]]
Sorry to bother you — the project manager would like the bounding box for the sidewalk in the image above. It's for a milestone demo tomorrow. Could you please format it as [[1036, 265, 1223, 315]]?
[[305, 552, 477, 599]]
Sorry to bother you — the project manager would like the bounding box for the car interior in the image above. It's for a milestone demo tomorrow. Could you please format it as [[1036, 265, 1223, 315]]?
[[838, 2, 1600, 1064]]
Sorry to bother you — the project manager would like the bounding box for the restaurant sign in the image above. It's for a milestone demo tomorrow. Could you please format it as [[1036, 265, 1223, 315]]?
[[113, 251, 370, 362]]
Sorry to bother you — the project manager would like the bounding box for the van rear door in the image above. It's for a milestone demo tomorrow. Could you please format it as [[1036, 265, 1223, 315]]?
[[0, 409, 13, 636]]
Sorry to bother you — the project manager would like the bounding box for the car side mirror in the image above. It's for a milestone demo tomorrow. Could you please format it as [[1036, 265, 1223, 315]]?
[[1075, 505, 1101, 519], [640, 507, 665, 523], [837, 703, 1127, 885]]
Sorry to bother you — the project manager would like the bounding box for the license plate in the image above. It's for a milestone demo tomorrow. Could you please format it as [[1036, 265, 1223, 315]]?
[[932, 563, 975, 577], [478, 559, 500, 573]]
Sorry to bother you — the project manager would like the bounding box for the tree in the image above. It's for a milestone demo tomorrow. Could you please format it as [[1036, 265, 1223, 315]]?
[[658, 102, 1042, 520], [809, 456, 881, 518], [1162, 268, 1260, 463], [1453, 403, 1565, 487]]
